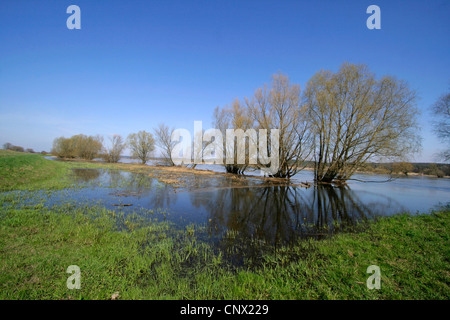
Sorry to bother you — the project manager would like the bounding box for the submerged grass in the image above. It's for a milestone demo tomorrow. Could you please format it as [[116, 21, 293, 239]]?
[[1, 150, 449, 299]]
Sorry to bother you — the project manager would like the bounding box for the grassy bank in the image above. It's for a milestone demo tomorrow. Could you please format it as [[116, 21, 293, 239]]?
[[1, 201, 448, 299], [0, 150, 449, 299], [0, 150, 107, 191]]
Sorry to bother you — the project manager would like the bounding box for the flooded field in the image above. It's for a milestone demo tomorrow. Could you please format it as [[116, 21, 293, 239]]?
[[7, 166, 449, 249]]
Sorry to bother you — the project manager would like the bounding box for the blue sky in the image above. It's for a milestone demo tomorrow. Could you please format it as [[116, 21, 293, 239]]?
[[0, 0, 449, 161]]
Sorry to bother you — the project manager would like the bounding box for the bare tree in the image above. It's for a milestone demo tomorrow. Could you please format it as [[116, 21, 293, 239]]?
[[102, 135, 125, 163], [127, 130, 155, 164], [303, 63, 421, 184], [213, 98, 253, 174], [3, 142, 12, 150], [153, 123, 176, 166], [191, 127, 212, 169], [430, 89, 450, 162], [245, 72, 314, 178]]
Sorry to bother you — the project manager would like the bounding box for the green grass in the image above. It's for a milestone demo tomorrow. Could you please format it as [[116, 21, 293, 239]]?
[[255, 211, 449, 299], [0, 150, 106, 191], [0, 150, 449, 299], [0, 201, 448, 299]]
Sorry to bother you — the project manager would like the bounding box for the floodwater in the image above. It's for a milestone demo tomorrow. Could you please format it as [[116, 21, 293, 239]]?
[[19, 164, 449, 245], [4, 160, 449, 266], [198, 164, 450, 214]]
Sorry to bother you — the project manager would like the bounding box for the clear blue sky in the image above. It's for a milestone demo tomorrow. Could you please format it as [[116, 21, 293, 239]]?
[[1, 0, 449, 161]]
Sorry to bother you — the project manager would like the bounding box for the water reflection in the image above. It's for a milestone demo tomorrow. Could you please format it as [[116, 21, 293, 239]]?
[[70, 168, 179, 209], [194, 185, 401, 246], [71, 168, 100, 183], [68, 168, 406, 238], [6, 167, 440, 267], [47, 168, 433, 251]]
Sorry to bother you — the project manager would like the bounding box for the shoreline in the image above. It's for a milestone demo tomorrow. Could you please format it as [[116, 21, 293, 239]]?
[[45, 155, 450, 181]]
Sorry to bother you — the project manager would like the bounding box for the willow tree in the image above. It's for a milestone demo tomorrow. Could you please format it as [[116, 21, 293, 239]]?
[[213, 98, 253, 174], [102, 134, 125, 163], [245, 72, 314, 178], [154, 123, 176, 166], [52, 136, 77, 158], [303, 63, 421, 184], [127, 130, 155, 164], [71, 134, 103, 160], [51, 135, 103, 160], [430, 89, 450, 161]]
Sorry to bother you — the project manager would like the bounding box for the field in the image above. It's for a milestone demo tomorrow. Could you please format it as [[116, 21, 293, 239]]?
[[0, 150, 449, 299]]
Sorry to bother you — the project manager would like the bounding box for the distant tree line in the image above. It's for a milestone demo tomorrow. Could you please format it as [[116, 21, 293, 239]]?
[[278, 160, 449, 178], [3, 142, 46, 154], [51, 131, 156, 165], [362, 162, 450, 178]]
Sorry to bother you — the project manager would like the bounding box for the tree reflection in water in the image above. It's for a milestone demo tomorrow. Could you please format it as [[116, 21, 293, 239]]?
[[69, 168, 406, 267], [190, 185, 403, 266], [71, 168, 101, 183]]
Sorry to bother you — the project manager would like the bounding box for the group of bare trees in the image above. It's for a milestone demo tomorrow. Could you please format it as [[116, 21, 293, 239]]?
[[153, 124, 176, 166], [51, 127, 178, 165], [208, 74, 314, 178], [208, 63, 421, 184], [3, 142, 34, 153], [152, 122, 211, 169], [52, 134, 103, 160], [246, 73, 314, 178], [52, 131, 156, 164], [49, 62, 424, 185], [207, 63, 421, 183], [145, 63, 422, 184], [150, 63, 421, 184], [102, 135, 125, 163]]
